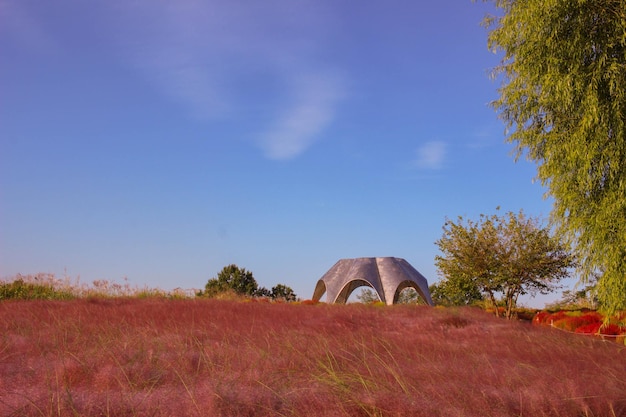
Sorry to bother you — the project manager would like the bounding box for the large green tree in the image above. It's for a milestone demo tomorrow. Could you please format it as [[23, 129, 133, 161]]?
[[482, 0, 626, 313], [435, 210, 574, 319], [197, 264, 298, 301], [270, 284, 298, 302], [197, 264, 259, 298]]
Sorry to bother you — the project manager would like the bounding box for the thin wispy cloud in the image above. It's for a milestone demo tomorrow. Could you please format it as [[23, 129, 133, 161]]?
[[1, 0, 345, 160], [413, 141, 447, 170], [467, 125, 499, 149], [109, 0, 345, 159], [261, 73, 344, 160]]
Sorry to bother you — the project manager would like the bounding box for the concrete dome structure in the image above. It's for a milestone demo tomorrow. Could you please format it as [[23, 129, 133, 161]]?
[[312, 257, 434, 306]]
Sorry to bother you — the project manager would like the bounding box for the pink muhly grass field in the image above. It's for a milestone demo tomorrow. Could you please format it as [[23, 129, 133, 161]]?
[[1, 299, 624, 416]]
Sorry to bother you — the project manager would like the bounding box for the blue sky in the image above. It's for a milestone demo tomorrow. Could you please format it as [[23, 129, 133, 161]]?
[[1, 0, 564, 306]]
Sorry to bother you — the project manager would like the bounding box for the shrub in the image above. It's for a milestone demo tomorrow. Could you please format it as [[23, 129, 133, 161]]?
[[1, 274, 197, 300], [598, 323, 623, 336], [576, 323, 623, 336], [533, 309, 626, 340], [0, 278, 74, 300], [564, 312, 603, 329], [533, 311, 551, 325], [551, 313, 602, 332], [575, 323, 602, 334], [552, 318, 577, 332], [514, 308, 538, 321], [546, 310, 568, 323]]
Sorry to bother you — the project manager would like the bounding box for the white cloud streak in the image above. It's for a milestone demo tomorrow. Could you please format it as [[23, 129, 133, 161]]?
[[2, 0, 345, 159], [414, 141, 447, 170], [261, 73, 344, 160], [109, 0, 345, 159]]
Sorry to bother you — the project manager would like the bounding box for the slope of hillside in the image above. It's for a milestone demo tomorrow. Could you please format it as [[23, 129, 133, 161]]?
[[1, 299, 624, 416]]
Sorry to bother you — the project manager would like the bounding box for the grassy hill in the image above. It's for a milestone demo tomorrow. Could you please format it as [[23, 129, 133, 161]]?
[[1, 298, 624, 416]]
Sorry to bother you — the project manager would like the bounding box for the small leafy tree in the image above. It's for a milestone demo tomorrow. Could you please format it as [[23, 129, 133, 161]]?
[[356, 288, 380, 303], [435, 210, 575, 319], [270, 284, 297, 302], [547, 277, 599, 311], [197, 264, 259, 298], [428, 280, 484, 307], [254, 286, 272, 298], [197, 265, 298, 301], [356, 287, 426, 304], [397, 288, 429, 305]]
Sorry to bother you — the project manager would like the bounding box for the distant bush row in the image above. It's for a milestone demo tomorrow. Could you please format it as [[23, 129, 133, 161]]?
[[0, 273, 193, 301], [0, 277, 74, 301], [533, 309, 626, 343], [196, 264, 298, 301]]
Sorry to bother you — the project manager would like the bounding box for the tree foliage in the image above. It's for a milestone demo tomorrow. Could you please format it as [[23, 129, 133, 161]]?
[[397, 287, 426, 304], [197, 264, 298, 301], [356, 287, 427, 305], [482, 0, 626, 313], [428, 280, 484, 307], [271, 284, 298, 302], [198, 264, 259, 298], [254, 286, 272, 298], [435, 210, 574, 319], [547, 284, 599, 311], [356, 288, 380, 304]]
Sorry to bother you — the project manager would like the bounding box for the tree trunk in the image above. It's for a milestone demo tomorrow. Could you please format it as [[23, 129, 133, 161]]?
[[504, 288, 519, 320], [488, 292, 499, 317], [505, 296, 513, 319]]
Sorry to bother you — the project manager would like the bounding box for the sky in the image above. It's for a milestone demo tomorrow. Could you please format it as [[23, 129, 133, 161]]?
[[0, 0, 567, 307]]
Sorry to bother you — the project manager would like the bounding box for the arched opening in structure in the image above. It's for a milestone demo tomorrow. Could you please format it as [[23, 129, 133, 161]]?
[[393, 280, 430, 305], [395, 287, 428, 304], [335, 279, 380, 304], [349, 286, 382, 303]]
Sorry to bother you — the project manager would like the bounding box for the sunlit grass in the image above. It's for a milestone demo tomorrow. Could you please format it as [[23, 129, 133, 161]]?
[[1, 298, 624, 416]]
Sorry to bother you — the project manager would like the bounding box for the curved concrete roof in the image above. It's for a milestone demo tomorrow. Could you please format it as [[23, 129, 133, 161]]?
[[312, 257, 434, 306]]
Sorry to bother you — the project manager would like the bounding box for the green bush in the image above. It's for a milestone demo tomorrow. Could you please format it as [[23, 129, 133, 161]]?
[[0, 279, 74, 300]]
